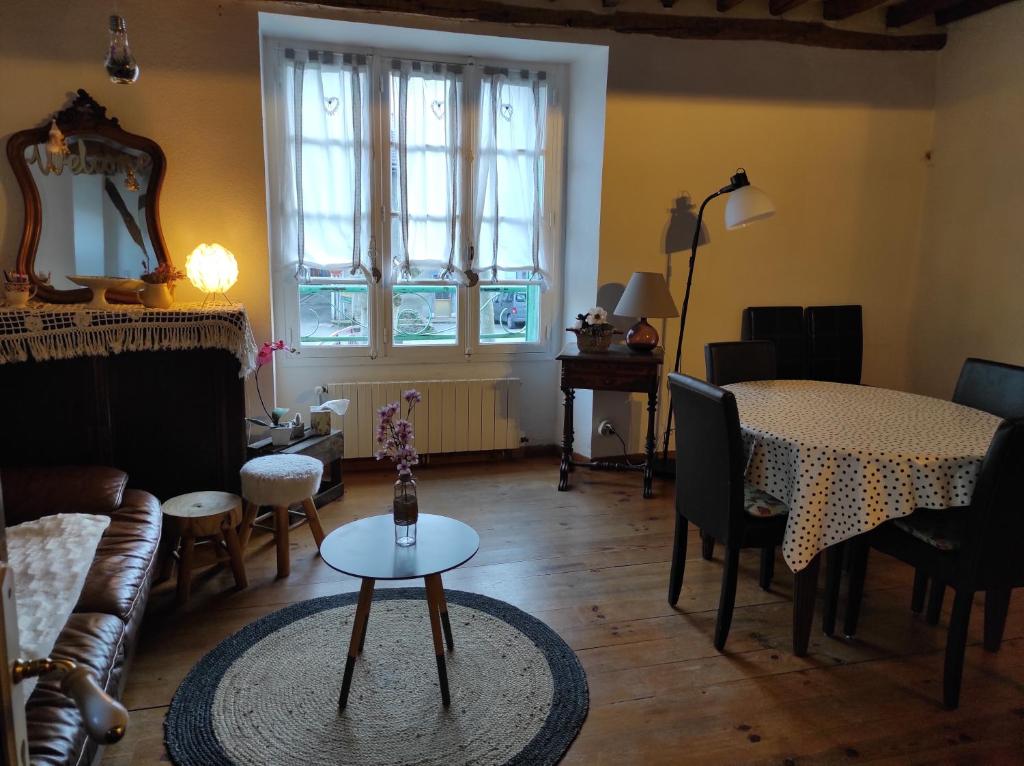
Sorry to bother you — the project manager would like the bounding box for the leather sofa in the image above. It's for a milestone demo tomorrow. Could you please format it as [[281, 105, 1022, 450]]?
[[1, 466, 161, 766]]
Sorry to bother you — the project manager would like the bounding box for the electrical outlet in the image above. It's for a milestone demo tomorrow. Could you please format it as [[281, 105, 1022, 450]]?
[[597, 419, 615, 437]]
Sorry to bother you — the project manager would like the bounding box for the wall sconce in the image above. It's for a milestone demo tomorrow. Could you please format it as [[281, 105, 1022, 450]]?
[[186, 243, 238, 305]]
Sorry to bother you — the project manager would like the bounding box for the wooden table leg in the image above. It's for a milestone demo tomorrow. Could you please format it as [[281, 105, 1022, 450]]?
[[792, 553, 821, 657], [176, 536, 195, 606], [238, 501, 258, 550], [822, 543, 844, 636], [643, 385, 657, 499], [435, 574, 454, 652], [424, 574, 451, 706], [221, 518, 248, 590], [301, 497, 326, 549], [339, 577, 375, 712], [273, 506, 291, 578], [558, 387, 575, 492]]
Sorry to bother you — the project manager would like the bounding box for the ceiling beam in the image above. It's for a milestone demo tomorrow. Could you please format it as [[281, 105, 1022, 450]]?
[[716, 0, 747, 11], [935, 0, 1016, 23], [769, 0, 812, 14], [886, 0, 961, 27], [267, 0, 946, 49], [823, 0, 888, 19]]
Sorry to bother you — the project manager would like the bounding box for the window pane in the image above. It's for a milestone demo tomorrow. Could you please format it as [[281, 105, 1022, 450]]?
[[299, 283, 370, 347], [479, 284, 540, 345], [392, 284, 458, 346]]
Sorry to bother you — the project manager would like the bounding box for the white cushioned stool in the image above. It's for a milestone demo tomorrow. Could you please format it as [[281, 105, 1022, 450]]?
[[239, 454, 326, 578]]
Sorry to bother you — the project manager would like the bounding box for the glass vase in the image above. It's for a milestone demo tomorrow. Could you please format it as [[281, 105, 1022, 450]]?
[[393, 475, 418, 546]]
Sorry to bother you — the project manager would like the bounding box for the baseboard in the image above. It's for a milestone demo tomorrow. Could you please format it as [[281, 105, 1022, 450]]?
[[343, 444, 560, 473]]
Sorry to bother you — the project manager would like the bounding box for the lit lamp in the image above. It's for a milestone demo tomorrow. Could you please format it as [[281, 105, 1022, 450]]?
[[185, 243, 238, 305], [659, 168, 775, 471], [614, 272, 679, 352]]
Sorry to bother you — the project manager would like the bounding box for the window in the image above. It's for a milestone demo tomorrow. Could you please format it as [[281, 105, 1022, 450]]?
[[265, 41, 563, 358]]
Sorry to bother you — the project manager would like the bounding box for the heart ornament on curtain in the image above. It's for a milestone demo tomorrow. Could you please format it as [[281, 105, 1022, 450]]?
[[500, 103, 514, 121], [324, 97, 340, 116], [431, 100, 445, 120]]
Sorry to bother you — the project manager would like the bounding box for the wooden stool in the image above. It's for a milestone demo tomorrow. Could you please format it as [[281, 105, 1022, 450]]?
[[239, 454, 325, 578], [162, 491, 247, 605]]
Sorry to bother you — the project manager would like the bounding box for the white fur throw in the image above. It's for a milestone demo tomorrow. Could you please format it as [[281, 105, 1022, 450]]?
[[7, 513, 111, 697], [240, 454, 323, 506]]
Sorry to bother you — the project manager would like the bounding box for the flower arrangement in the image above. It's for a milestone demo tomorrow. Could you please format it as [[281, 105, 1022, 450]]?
[[140, 262, 185, 285], [375, 389, 421, 477], [248, 340, 299, 427], [566, 306, 618, 352], [2, 271, 32, 292]]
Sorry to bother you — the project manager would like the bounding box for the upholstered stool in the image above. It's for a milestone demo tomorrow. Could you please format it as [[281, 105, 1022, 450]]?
[[162, 491, 248, 606], [239, 454, 326, 578]]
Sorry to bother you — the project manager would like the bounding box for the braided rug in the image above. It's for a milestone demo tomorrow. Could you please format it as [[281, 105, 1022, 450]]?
[[165, 588, 588, 766]]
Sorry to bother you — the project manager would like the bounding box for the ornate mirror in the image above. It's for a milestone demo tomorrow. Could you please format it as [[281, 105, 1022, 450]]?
[[5, 89, 170, 304]]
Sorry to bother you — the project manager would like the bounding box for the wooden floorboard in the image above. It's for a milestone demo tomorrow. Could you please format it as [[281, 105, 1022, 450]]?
[[104, 459, 1024, 765]]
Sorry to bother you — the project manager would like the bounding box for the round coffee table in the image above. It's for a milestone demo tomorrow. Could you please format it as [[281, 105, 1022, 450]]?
[[319, 513, 480, 710]]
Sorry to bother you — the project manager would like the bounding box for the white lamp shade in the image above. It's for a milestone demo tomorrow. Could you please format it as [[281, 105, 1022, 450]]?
[[725, 185, 775, 230], [185, 243, 239, 293], [615, 272, 679, 318]]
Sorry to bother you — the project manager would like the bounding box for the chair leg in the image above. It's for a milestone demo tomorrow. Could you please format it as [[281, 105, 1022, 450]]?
[[911, 569, 928, 613], [668, 515, 688, 606], [701, 532, 715, 561], [792, 553, 821, 657], [823, 543, 844, 637], [238, 501, 258, 550], [301, 497, 326, 549], [713, 545, 740, 651], [926, 581, 946, 625], [842, 542, 869, 638], [943, 589, 974, 710], [758, 546, 775, 591], [273, 505, 290, 578], [221, 520, 248, 590], [983, 589, 1012, 653]]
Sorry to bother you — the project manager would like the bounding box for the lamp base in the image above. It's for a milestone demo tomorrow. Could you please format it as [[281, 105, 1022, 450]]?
[[625, 317, 659, 352]]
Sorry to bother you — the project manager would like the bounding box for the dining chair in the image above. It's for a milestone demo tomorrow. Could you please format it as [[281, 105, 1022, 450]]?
[[805, 305, 863, 385], [667, 373, 789, 650], [842, 417, 1024, 709], [702, 341, 780, 581], [917, 358, 1024, 625], [741, 306, 807, 379]]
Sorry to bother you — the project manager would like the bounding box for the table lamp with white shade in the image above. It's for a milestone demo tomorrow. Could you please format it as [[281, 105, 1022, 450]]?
[[185, 243, 238, 305], [614, 272, 679, 352]]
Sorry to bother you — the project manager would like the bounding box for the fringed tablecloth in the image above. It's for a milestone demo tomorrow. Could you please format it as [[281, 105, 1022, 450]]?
[[0, 302, 257, 375]]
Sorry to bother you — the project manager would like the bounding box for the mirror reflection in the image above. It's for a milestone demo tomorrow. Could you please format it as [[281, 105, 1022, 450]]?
[[27, 134, 157, 290]]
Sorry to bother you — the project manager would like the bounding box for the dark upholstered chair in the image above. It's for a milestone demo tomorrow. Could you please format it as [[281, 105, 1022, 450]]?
[[804, 305, 863, 384], [702, 341, 779, 574], [915, 358, 1024, 624], [842, 418, 1024, 709], [741, 306, 806, 379], [667, 374, 789, 650]]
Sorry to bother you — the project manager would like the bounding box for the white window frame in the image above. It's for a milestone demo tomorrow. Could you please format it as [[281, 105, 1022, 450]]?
[[262, 38, 566, 366]]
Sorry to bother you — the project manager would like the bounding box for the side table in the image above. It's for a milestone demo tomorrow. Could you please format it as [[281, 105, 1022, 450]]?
[[557, 344, 663, 498]]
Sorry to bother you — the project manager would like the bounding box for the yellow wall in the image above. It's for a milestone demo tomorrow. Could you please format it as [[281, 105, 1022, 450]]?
[[0, 0, 939, 446], [907, 1, 1024, 398]]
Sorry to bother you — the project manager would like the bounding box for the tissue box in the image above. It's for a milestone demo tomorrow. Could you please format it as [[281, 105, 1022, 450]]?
[[310, 410, 331, 436]]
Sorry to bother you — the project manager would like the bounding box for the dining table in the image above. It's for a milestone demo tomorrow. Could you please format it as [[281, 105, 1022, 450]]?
[[724, 379, 1003, 655]]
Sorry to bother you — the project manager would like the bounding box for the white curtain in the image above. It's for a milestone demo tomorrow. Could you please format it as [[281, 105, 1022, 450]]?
[[473, 68, 548, 286], [280, 48, 373, 282], [389, 60, 463, 282]]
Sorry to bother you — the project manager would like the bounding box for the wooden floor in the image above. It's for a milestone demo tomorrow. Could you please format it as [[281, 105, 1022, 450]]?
[[105, 459, 1024, 765]]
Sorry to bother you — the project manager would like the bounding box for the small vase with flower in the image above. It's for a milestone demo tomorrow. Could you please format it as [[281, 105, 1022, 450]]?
[[566, 306, 619, 352], [375, 390, 422, 546]]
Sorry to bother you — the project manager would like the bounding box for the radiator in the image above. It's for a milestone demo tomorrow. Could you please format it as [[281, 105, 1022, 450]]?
[[324, 379, 522, 458]]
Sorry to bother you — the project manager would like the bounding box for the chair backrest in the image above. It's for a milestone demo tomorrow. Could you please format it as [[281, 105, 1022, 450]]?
[[952, 358, 1024, 420], [741, 306, 806, 379], [962, 417, 1024, 585], [668, 373, 746, 544], [704, 340, 777, 386], [805, 305, 863, 385]]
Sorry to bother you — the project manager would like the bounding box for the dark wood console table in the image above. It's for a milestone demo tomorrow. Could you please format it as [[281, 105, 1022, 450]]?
[[557, 344, 663, 498]]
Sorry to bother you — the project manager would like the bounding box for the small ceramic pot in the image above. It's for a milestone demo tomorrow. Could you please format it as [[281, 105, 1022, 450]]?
[[3, 288, 33, 309], [270, 426, 292, 446], [139, 282, 174, 309]]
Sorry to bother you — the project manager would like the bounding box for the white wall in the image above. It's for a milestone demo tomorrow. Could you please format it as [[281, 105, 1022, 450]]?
[[906, 2, 1024, 398]]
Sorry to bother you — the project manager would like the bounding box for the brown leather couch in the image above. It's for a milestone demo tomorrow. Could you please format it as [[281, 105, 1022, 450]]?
[[1, 466, 160, 766]]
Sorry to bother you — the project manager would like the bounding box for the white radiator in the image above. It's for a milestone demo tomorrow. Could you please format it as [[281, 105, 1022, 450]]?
[[324, 379, 522, 458]]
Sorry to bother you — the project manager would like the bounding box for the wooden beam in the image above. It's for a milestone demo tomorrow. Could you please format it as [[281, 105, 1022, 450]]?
[[716, 0, 747, 10], [935, 0, 1016, 23], [823, 0, 888, 19], [269, 0, 946, 50], [886, 0, 961, 27], [769, 0, 812, 14]]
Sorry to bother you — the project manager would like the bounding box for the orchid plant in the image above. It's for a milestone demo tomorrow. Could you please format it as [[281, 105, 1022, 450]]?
[[248, 340, 299, 427], [569, 306, 613, 335], [375, 389, 421, 479]]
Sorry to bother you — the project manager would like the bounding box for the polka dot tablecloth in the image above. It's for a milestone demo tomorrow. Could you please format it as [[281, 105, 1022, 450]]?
[[725, 380, 1002, 572]]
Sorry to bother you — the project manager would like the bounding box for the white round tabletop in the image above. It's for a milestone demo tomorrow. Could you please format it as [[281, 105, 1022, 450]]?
[[320, 514, 480, 581]]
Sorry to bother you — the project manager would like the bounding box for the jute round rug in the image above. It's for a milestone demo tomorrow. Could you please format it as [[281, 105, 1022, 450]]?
[[165, 588, 588, 766]]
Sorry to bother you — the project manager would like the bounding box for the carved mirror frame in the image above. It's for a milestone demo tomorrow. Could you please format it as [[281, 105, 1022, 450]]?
[[5, 89, 171, 304]]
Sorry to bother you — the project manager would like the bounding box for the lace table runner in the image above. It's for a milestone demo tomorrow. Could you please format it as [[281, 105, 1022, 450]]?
[[0, 302, 257, 375]]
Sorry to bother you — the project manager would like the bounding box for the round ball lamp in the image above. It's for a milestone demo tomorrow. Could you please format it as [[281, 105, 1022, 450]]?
[[185, 243, 238, 305]]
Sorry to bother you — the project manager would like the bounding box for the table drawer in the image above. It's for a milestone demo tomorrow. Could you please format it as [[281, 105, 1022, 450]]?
[[561, 362, 655, 393]]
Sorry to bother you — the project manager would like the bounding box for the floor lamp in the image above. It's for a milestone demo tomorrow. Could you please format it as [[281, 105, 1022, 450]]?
[[658, 169, 775, 474]]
